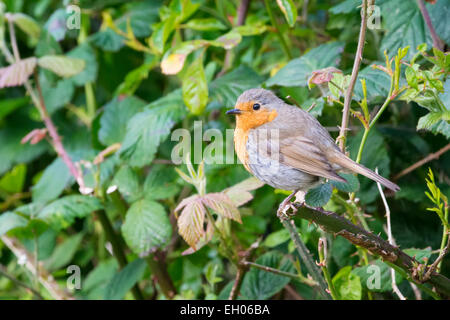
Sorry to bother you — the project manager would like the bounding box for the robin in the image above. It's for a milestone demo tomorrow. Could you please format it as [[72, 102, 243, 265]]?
[[227, 88, 399, 215]]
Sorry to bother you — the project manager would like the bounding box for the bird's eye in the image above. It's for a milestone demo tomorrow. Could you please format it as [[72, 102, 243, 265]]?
[[252, 103, 261, 111]]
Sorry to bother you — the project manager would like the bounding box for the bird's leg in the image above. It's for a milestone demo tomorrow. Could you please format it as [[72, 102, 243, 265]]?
[[277, 189, 300, 220]]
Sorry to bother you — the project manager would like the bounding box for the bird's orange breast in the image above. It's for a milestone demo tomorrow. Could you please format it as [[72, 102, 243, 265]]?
[[234, 128, 251, 171]]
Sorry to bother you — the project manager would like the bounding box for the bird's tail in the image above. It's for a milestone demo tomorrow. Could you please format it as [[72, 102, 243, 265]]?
[[331, 152, 400, 192]]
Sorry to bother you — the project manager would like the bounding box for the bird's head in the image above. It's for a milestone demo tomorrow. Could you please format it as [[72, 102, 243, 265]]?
[[226, 88, 280, 131]]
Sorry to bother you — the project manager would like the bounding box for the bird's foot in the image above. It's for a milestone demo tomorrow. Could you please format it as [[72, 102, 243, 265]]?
[[277, 190, 301, 220]]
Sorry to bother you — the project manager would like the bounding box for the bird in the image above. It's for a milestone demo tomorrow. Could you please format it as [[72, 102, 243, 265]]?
[[226, 88, 399, 214]]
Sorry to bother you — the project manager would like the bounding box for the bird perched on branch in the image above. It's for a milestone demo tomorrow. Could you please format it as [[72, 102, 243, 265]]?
[[227, 88, 399, 216]]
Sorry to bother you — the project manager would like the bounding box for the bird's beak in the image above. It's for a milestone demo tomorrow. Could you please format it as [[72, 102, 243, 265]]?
[[226, 108, 242, 115]]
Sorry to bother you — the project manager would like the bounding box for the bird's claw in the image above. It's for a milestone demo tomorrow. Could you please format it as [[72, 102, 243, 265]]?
[[277, 203, 298, 220]]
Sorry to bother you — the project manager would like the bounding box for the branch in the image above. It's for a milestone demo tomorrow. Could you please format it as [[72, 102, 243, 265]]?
[[417, 0, 444, 51], [281, 219, 332, 300], [263, 0, 292, 59], [393, 143, 450, 180], [0, 236, 73, 300], [228, 239, 259, 300], [285, 203, 450, 298], [338, 0, 369, 152]]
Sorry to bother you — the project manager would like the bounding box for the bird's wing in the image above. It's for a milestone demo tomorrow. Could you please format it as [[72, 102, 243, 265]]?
[[278, 134, 346, 183]]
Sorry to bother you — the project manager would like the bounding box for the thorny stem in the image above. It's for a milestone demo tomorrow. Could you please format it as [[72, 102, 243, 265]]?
[[286, 202, 450, 298], [281, 219, 332, 300], [243, 261, 315, 284], [263, 0, 292, 60], [338, 0, 368, 152], [416, 0, 443, 51]]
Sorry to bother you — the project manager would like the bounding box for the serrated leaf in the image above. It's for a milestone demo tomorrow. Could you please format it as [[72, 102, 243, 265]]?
[[91, 28, 125, 52], [267, 42, 344, 87], [37, 195, 103, 230], [0, 57, 37, 88], [0, 212, 29, 236], [380, 0, 432, 59], [332, 266, 361, 300], [122, 199, 172, 254], [209, 65, 264, 106], [276, 0, 297, 27], [183, 18, 226, 31], [352, 260, 402, 293], [10, 13, 41, 40], [182, 57, 208, 115], [143, 165, 179, 200], [223, 177, 265, 207], [98, 96, 146, 146], [202, 193, 242, 223], [120, 90, 187, 167], [305, 183, 332, 207], [44, 233, 83, 271], [330, 173, 360, 192], [104, 258, 147, 300], [67, 43, 98, 86], [176, 195, 206, 249], [38, 55, 85, 78], [241, 251, 294, 299], [112, 165, 142, 203]]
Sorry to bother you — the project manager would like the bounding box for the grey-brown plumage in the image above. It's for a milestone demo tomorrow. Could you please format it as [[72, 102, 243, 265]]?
[[230, 88, 400, 192]]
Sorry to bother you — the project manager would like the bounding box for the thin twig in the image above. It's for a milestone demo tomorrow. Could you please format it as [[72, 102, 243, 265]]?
[[217, 0, 250, 77], [0, 236, 73, 300], [243, 261, 304, 281], [263, 0, 292, 59], [229, 239, 260, 300], [416, 0, 444, 51], [376, 168, 406, 300], [338, 0, 368, 152], [423, 233, 450, 282], [318, 238, 339, 299], [393, 143, 450, 180]]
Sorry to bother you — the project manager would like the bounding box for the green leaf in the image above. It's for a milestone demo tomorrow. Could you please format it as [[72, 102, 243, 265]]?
[[112, 166, 142, 204], [37, 195, 103, 230], [241, 251, 294, 299], [183, 18, 226, 31], [67, 43, 98, 86], [276, 0, 297, 27], [332, 266, 361, 300], [149, 15, 177, 54], [329, 0, 361, 14], [0, 118, 47, 175], [10, 13, 41, 40], [38, 55, 86, 78], [91, 28, 125, 52], [352, 260, 402, 293], [305, 183, 332, 207], [330, 173, 360, 193], [120, 90, 187, 167], [143, 165, 179, 200], [0, 164, 26, 193], [104, 258, 147, 300], [98, 96, 146, 146], [267, 41, 345, 87], [380, 0, 432, 59], [263, 229, 291, 248], [41, 78, 74, 114], [182, 57, 208, 115], [44, 9, 67, 41], [115, 2, 161, 38], [354, 64, 392, 101], [404, 248, 432, 264], [122, 199, 172, 254], [32, 158, 74, 204], [209, 65, 264, 107], [428, 0, 450, 45], [82, 259, 118, 296], [44, 233, 84, 271], [0, 97, 29, 120], [0, 212, 29, 236]]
